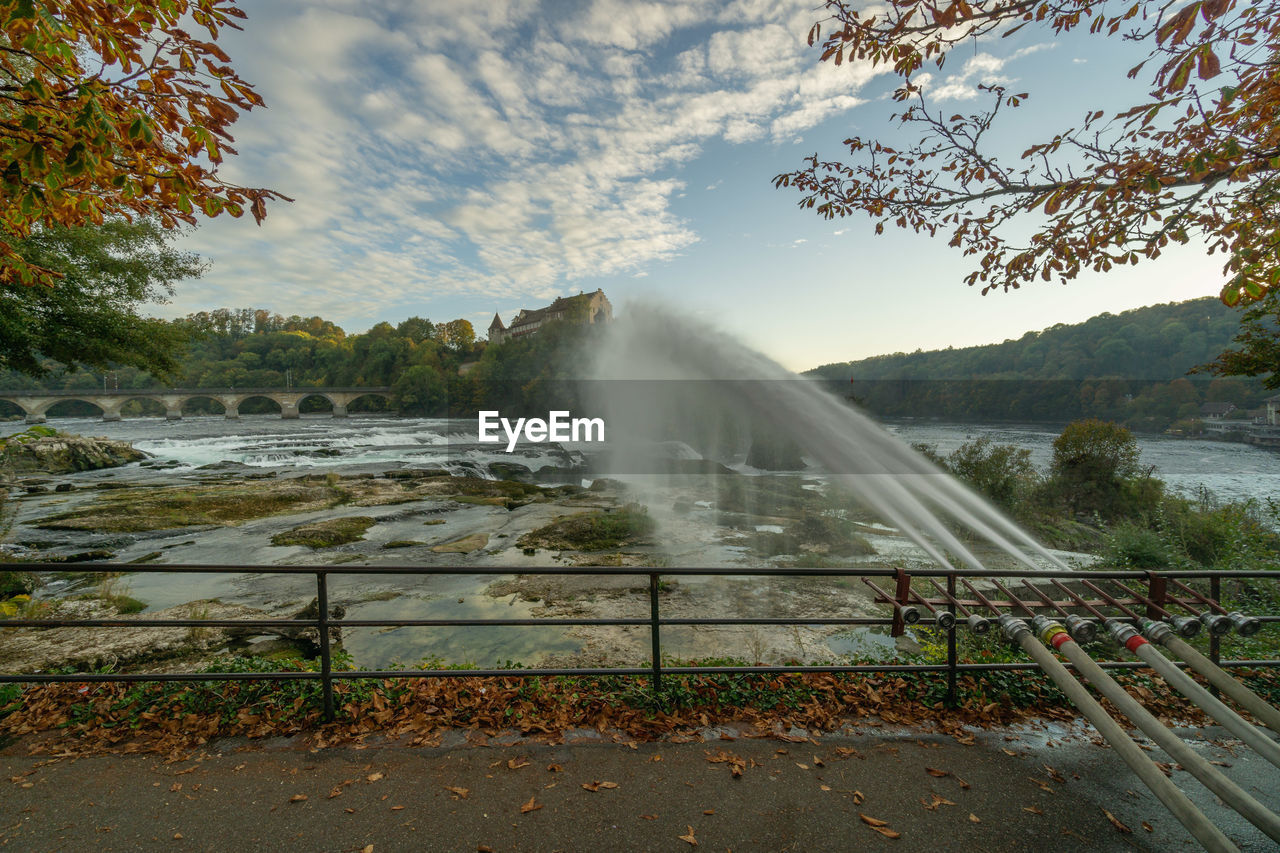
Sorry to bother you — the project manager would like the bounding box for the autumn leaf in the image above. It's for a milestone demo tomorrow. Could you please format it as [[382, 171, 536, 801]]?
[[366, 772, 384, 783], [969, 813, 981, 823], [1022, 806, 1043, 815], [507, 757, 530, 770], [925, 767, 949, 778], [860, 814, 890, 827], [1102, 808, 1131, 833], [1141, 821, 1153, 832], [520, 796, 542, 814], [869, 826, 901, 839], [640, 814, 658, 821], [853, 790, 865, 804], [581, 781, 618, 792], [289, 794, 307, 803], [546, 764, 563, 773], [444, 786, 470, 800], [679, 825, 698, 846]]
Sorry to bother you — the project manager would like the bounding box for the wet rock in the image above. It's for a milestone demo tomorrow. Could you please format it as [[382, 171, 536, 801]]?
[[487, 461, 534, 482], [1, 429, 147, 474], [53, 482, 73, 492], [431, 533, 490, 553]]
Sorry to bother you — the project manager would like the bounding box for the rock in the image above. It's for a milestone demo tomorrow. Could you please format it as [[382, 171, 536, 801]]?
[[53, 482, 73, 492], [487, 461, 534, 482], [0, 599, 260, 674], [0, 429, 148, 474], [0, 569, 38, 597], [431, 533, 489, 553]]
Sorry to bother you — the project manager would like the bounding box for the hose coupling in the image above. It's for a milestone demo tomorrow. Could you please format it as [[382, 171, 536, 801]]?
[[1228, 611, 1262, 637], [998, 614, 1030, 641], [966, 614, 991, 635], [1031, 615, 1065, 644], [1199, 611, 1233, 636], [933, 610, 956, 630], [1108, 620, 1140, 646], [900, 605, 921, 625], [1141, 618, 1173, 643], [1172, 615, 1202, 638], [1065, 614, 1098, 644]]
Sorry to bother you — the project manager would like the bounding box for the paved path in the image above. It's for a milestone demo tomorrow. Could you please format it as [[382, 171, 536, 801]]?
[[2, 723, 1275, 852]]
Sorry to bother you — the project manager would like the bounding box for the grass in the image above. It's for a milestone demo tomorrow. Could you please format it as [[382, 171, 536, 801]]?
[[271, 516, 376, 548], [37, 482, 345, 532], [517, 504, 656, 551]]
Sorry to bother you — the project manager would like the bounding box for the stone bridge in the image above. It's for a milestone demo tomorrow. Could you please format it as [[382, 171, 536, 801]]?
[[0, 387, 394, 423]]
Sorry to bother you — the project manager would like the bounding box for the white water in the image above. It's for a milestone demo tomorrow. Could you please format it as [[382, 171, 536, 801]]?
[[590, 305, 1068, 573]]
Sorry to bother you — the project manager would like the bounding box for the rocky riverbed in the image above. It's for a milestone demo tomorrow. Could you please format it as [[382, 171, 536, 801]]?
[[0, 428, 1095, 675]]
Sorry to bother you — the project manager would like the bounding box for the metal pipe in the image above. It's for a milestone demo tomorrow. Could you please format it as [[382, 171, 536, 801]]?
[[1078, 578, 1145, 622], [908, 587, 955, 629], [1047, 620, 1280, 843], [1019, 580, 1097, 644], [1111, 579, 1202, 638], [1142, 620, 1280, 739], [925, 577, 989, 633], [863, 578, 920, 625], [1169, 578, 1262, 637], [996, 614, 1238, 853]]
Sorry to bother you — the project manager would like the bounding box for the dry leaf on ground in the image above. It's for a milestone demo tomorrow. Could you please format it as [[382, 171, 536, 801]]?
[[581, 781, 618, 792], [969, 813, 981, 823], [445, 786, 470, 799], [520, 795, 542, 814], [507, 757, 530, 770], [1102, 808, 1131, 833], [679, 825, 698, 846], [289, 794, 307, 803]]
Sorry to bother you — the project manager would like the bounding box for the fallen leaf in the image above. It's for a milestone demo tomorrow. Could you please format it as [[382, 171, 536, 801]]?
[[1102, 808, 1131, 833], [173, 834, 183, 840], [956, 776, 971, 790], [640, 814, 658, 821], [1023, 806, 1043, 815], [796, 763, 810, 770], [362, 847, 373, 853], [546, 764, 563, 773], [926, 767, 949, 778], [860, 814, 890, 827], [1028, 777, 1054, 794], [679, 825, 698, 846], [1141, 821, 1153, 833], [367, 773, 384, 783], [581, 781, 618, 792], [813, 756, 825, 767], [869, 826, 901, 839], [507, 758, 530, 770], [169, 783, 182, 792], [969, 813, 981, 823], [853, 790, 865, 804], [649, 755, 663, 763], [703, 809, 715, 815], [328, 787, 343, 799], [478, 846, 496, 853], [820, 785, 832, 792], [390, 805, 404, 811], [289, 794, 307, 803], [344, 808, 356, 814], [1002, 748, 1019, 757], [520, 796, 542, 814], [445, 786, 470, 799], [835, 747, 863, 759]]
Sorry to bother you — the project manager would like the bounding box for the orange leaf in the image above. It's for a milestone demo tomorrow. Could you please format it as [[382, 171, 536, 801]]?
[[679, 825, 698, 846], [520, 795, 542, 814], [969, 813, 981, 823], [444, 786, 469, 799], [926, 767, 949, 777], [1102, 808, 1131, 833], [860, 814, 889, 827]]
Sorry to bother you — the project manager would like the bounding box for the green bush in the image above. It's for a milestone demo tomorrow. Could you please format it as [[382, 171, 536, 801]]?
[[1104, 523, 1172, 568]]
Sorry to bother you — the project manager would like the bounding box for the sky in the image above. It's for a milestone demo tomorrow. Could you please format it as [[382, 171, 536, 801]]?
[[167, 0, 1231, 372]]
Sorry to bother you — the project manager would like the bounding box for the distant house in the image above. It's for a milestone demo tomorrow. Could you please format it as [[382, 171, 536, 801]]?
[[488, 289, 613, 344], [1268, 394, 1280, 426], [1199, 402, 1237, 419]]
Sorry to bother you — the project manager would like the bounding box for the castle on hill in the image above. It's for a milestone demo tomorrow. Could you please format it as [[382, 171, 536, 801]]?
[[487, 289, 612, 344]]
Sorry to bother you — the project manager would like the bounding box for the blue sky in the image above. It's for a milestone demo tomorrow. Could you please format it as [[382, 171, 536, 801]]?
[[169, 0, 1229, 371]]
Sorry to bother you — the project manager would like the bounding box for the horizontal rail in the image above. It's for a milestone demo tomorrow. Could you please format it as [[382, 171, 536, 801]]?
[[11, 562, 1280, 579], [1, 563, 1276, 723]]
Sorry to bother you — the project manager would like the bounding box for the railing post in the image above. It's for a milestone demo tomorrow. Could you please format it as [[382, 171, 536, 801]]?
[[946, 574, 958, 707], [890, 568, 910, 638], [1146, 571, 1167, 621], [316, 572, 335, 723], [1209, 575, 1221, 697], [648, 573, 662, 698]]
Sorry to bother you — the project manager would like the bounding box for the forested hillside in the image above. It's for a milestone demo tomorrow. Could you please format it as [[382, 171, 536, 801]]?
[[0, 307, 595, 418], [805, 298, 1270, 431]]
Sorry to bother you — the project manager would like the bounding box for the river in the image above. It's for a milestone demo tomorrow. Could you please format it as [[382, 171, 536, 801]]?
[[5, 414, 1278, 506]]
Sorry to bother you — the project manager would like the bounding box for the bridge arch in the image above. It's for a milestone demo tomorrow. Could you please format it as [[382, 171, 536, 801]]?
[[234, 395, 283, 416], [115, 396, 167, 419], [297, 392, 336, 415], [42, 398, 105, 419], [179, 395, 228, 417], [345, 392, 393, 414], [0, 399, 25, 419]]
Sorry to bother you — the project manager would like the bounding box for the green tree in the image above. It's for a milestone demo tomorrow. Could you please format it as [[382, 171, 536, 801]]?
[[1201, 289, 1280, 387], [946, 437, 1036, 512], [438, 319, 475, 351], [392, 365, 447, 416], [1051, 419, 1143, 516], [0, 218, 199, 376]]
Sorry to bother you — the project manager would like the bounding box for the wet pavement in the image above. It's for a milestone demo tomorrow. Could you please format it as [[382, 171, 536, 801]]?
[[2, 722, 1276, 852]]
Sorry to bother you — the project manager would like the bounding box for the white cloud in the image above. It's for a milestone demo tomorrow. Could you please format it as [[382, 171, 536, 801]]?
[[922, 43, 1054, 102], [174, 0, 888, 320]]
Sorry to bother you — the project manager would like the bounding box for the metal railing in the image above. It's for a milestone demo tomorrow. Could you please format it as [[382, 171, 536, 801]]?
[[1, 563, 1276, 721]]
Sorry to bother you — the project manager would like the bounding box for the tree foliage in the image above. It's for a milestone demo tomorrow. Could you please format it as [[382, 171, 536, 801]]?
[[1051, 418, 1145, 515], [0, 0, 288, 287], [1200, 288, 1280, 387], [0, 218, 199, 376], [776, 0, 1280, 306]]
